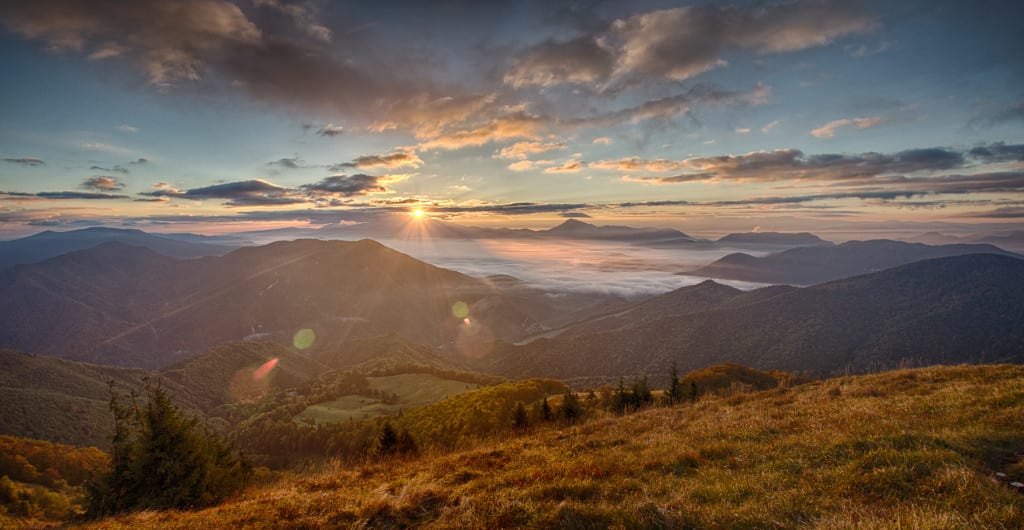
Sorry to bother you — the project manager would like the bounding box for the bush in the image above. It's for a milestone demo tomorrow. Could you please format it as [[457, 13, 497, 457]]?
[[85, 381, 251, 516]]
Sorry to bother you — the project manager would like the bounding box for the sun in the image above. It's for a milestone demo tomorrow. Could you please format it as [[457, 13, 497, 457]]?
[[411, 208, 425, 220]]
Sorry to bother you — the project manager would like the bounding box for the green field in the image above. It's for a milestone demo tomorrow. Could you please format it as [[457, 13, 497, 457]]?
[[296, 373, 479, 425]]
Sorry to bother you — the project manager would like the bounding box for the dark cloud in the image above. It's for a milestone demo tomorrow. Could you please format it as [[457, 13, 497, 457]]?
[[1, 190, 128, 200], [960, 207, 1024, 218], [0, 0, 418, 125], [130, 158, 149, 164], [316, 124, 345, 137], [967, 142, 1024, 163], [430, 202, 589, 215], [559, 211, 592, 218], [612, 144, 978, 184], [141, 179, 306, 206], [301, 174, 389, 197], [2, 157, 45, 166], [615, 200, 692, 208], [82, 176, 126, 190], [506, 0, 874, 89], [267, 156, 306, 169], [337, 150, 423, 170], [89, 165, 129, 174]]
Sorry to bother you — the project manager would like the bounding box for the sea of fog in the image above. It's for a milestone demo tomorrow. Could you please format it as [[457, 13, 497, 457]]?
[[375, 238, 769, 298]]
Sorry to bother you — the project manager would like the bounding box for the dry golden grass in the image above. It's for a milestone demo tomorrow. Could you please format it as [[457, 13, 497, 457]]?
[[54, 364, 1024, 529]]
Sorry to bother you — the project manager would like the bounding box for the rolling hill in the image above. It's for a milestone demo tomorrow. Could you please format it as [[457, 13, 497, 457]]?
[[685, 239, 1020, 285], [715, 231, 831, 249], [0, 238, 619, 368], [0, 227, 234, 270], [479, 254, 1024, 379], [0, 341, 330, 448], [70, 364, 1024, 529]]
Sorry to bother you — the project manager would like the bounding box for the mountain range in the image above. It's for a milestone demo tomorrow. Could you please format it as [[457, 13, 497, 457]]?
[[0, 227, 235, 270], [685, 239, 1020, 285], [480, 253, 1024, 378], [0, 238, 621, 368]]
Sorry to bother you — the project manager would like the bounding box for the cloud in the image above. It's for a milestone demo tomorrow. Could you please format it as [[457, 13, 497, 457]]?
[[88, 41, 128, 60], [429, 202, 590, 216], [252, 0, 331, 43], [603, 145, 1015, 192], [82, 176, 125, 191], [735, 128, 751, 134], [1, 190, 128, 200], [507, 159, 555, 172], [591, 158, 687, 172], [959, 207, 1024, 218], [568, 83, 771, 129], [267, 156, 306, 169], [592, 137, 613, 145], [967, 141, 1024, 163], [336, 149, 423, 170], [316, 123, 345, 137], [560, 212, 592, 218], [0, 0, 427, 126], [495, 141, 566, 160], [504, 35, 614, 89], [116, 124, 139, 133], [2, 157, 45, 166], [505, 0, 874, 89], [141, 179, 305, 206], [300, 174, 391, 197], [90, 164, 129, 174], [811, 116, 883, 138], [131, 158, 148, 164], [543, 159, 585, 174], [417, 113, 545, 151], [761, 119, 781, 133]]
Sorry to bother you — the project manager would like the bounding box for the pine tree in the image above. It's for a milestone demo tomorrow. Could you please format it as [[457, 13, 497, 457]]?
[[666, 362, 682, 405], [86, 381, 250, 516], [512, 402, 529, 431], [689, 380, 699, 403], [610, 377, 628, 414], [560, 391, 583, 424], [376, 421, 398, 457], [541, 396, 553, 422], [632, 376, 653, 407], [395, 428, 418, 456]]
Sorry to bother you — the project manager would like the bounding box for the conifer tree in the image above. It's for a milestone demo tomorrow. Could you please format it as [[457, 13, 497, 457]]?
[[541, 396, 553, 422], [666, 362, 682, 405], [560, 391, 583, 424], [512, 402, 529, 431], [376, 421, 398, 457], [86, 381, 250, 516]]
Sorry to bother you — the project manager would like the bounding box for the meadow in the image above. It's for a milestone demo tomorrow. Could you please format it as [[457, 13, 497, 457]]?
[[67, 364, 1024, 529]]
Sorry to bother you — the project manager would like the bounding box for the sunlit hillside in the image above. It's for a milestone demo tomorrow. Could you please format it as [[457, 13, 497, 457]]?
[[62, 365, 1024, 529]]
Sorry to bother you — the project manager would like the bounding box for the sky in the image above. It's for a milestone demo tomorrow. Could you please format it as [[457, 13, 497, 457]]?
[[1, 0, 1023, 238]]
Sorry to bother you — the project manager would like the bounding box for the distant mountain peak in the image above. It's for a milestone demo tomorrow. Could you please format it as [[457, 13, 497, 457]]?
[[549, 219, 594, 232]]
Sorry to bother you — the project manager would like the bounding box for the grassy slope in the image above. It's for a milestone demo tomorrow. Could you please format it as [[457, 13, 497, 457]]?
[[295, 374, 480, 424], [78, 364, 1024, 529]]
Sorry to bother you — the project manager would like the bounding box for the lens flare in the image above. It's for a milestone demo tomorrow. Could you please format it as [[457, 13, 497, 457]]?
[[253, 357, 279, 381], [293, 328, 316, 349], [451, 301, 469, 318]]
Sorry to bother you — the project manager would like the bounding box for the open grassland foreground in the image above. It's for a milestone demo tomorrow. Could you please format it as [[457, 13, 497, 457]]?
[[65, 364, 1024, 529]]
